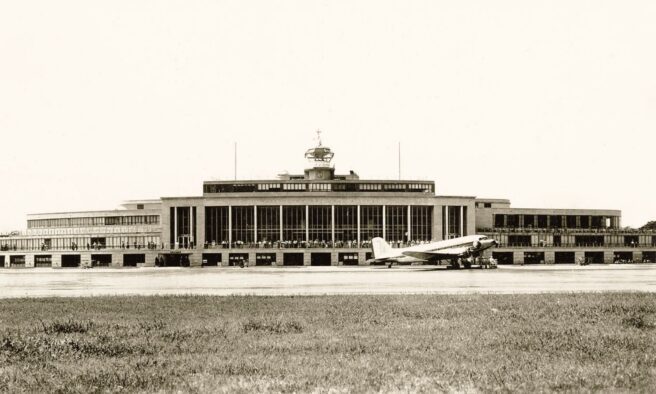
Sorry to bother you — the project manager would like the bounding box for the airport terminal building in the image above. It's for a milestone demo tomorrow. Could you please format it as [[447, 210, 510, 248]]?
[[2, 139, 655, 268]]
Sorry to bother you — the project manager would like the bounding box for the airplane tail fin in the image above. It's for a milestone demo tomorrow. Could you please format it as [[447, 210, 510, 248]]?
[[372, 237, 393, 259]]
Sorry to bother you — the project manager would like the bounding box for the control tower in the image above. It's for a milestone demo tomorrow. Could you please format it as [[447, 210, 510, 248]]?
[[304, 131, 335, 180]]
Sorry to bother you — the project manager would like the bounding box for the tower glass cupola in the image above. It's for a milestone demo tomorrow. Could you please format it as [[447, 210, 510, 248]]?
[[304, 130, 335, 180]]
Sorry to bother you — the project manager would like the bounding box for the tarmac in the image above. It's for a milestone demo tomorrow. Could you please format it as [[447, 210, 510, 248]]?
[[1, 264, 656, 298]]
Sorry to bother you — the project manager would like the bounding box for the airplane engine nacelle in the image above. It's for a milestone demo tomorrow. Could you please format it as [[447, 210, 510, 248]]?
[[472, 240, 481, 250]]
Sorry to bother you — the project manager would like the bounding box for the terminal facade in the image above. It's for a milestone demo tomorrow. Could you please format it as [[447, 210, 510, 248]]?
[[2, 138, 655, 268]]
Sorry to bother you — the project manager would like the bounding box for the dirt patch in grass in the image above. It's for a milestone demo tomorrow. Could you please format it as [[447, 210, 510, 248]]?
[[0, 293, 654, 392]]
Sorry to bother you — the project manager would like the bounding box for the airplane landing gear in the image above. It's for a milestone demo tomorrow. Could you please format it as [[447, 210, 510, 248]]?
[[448, 259, 462, 269]]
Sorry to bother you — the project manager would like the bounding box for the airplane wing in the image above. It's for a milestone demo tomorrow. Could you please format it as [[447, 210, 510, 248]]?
[[402, 246, 471, 261]]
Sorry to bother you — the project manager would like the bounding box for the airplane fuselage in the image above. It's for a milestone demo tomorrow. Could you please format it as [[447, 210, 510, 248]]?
[[371, 235, 498, 263]]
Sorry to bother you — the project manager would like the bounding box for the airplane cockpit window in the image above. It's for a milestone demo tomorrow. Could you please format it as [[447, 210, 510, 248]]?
[[480, 236, 488, 240]]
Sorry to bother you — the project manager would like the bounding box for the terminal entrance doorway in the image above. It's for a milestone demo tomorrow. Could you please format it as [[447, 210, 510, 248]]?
[[643, 251, 656, 263], [35, 255, 52, 267], [584, 251, 604, 264], [0, 256, 4, 267], [554, 252, 575, 264], [202, 253, 221, 267], [228, 253, 248, 266], [283, 253, 304, 266], [339, 253, 359, 265], [256, 253, 276, 266], [91, 254, 112, 267], [524, 252, 545, 265], [156, 253, 190, 267], [124, 254, 145, 267], [311, 253, 331, 266], [61, 255, 80, 268], [613, 251, 633, 263], [492, 252, 513, 265]]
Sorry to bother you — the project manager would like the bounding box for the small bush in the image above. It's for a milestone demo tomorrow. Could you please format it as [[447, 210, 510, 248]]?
[[41, 319, 93, 334], [242, 318, 304, 334], [622, 315, 653, 330]]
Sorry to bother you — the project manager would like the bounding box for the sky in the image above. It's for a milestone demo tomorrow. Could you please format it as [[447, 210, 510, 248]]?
[[1, 0, 655, 232]]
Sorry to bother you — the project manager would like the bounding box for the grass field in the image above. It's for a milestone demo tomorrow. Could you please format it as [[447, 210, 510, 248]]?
[[1, 293, 655, 393]]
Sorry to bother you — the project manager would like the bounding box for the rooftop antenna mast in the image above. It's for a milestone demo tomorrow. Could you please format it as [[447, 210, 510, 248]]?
[[398, 141, 401, 180]]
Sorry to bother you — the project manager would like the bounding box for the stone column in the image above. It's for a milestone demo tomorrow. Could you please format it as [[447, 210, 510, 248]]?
[[445, 205, 449, 239], [407, 205, 411, 242], [382, 205, 386, 240], [279, 205, 283, 242], [305, 205, 309, 244], [80, 253, 91, 268], [459, 206, 464, 237], [228, 205, 232, 247], [512, 252, 523, 265], [145, 253, 157, 267], [173, 207, 178, 249], [357, 205, 361, 246], [634, 251, 643, 263], [25, 254, 35, 268], [603, 250, 614, 264], [197, 205, 206, 250], [51, 254, 62, 268], [331, 205, 335, 246], [254, 205, 258, 244]]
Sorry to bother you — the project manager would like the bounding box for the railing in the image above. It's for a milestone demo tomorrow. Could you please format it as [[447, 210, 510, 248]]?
[[0, 243, 161, 252], [202, 240, 435, 250], [495, 243, 656, 248], [481, 227, 656, 234], [5, 241, 653, 252]]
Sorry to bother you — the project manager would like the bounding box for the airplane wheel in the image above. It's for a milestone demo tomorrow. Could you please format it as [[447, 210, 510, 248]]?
[[463, 262, 471, 269]]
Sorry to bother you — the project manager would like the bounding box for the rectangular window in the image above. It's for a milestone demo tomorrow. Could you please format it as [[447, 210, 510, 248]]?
[[308, 206, 332, 243], [553, 235, 561, 246], [231, 206, 254, 244], [282, 206, 305, 243], [257, 206, 280, 243], [309, 183, 331, 191], [360, 184, 382, 191], [411, 206, 432, 241], [508, 235, 531, 247], [385, 205, 407, 242], [360, 206, 383, 242], [447, 206, 462, 238], [34, 255, 52, 267], [575, 235, 604, 246], [257, 183, 282, 191], [282, 183, 306, 191], [334, 206, 357, 243], [383, 183, 406, 191], [494, 214, 505, 228]]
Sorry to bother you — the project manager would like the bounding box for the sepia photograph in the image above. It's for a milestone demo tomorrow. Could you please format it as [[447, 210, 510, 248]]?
[[1, 1, 655, 392]]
